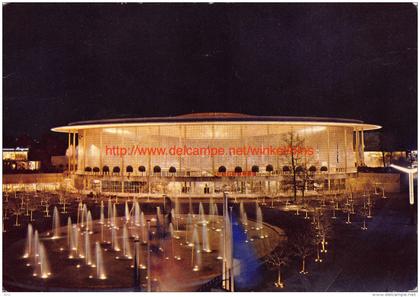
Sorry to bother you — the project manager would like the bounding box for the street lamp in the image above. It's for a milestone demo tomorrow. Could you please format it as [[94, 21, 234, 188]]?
[[146, 220, 151, 292], [390, 164, 417, 205]]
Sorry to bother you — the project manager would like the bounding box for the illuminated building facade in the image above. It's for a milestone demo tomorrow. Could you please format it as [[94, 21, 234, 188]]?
[[3, 148, 41, 171], [52, 113, 381, 196]]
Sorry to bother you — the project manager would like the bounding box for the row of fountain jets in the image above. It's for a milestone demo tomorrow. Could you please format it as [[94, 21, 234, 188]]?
[[23, 199, 265, 280]]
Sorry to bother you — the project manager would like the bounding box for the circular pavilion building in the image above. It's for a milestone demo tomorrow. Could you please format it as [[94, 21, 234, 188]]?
[[52, 113, 381, 196]]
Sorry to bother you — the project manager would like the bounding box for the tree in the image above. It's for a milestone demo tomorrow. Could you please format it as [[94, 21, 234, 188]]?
[[291, 225, 314, 274], [9, 197, 23, 227], [281, 129, 315, 202], [317, 214, 333, 254], [265, 245, 290, 288], [365, 131, 398, 167]]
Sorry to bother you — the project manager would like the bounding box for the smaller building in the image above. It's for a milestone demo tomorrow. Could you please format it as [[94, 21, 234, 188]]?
[[3, 148, 41, 172], [364, 150, 417, 168]]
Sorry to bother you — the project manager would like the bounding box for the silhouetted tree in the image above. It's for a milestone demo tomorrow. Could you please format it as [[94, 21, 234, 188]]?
[[265, 245, 290, 288], [291, 225, 314, 274]]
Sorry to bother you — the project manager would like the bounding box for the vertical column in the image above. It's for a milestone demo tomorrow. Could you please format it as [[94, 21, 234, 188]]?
[[121, 128, 125, 194], [222, 192, 233, 291], [344, 128, 348, 172], [361, 128, 365, 166], [344, 128, 348, 191], [212, 125, 215, 174], [157, 126, 161, 174], [276, 126, 280, 173], [241, 125, 247, 171], [100, 129, 103, 173], [327, 127, 331, 192], [355, 128, 359, 167], [83, 130, 86, 172], [183, 126, 187, 173], [68, 132, 71, 172], [409, 172, 414, 205], [178, 126, 182, 174], [72, 132, 76, 173]]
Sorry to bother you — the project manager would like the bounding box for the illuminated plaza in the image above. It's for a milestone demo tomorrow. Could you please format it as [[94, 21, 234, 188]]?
[[3, 3, 417, 293]]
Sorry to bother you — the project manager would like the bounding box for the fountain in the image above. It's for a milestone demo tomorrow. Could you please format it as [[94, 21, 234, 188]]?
[[134, 240, 146, 269], [77, 227, 85, 259], [123, 225, 132, 259], [52, 206, 60, 239], [213, 203, 219, 217], [67, 217, 72, 247], [140, 212, 146, 243], [202, 223, 211, 253], [112, 228, 120, 251], [256, 203, 264, 238], [95, 242, 107, 279], [217, 232, 223, 260], [199, 202, 206, 223], [125, 201, 130, 222], [240, 202, 248, 226], [108, 199, 112, 224], [70, 224, 82, 258], [81, 204, 88, 228], [134, 201, 141, 226], [185, 213, 193, 245], [112, 204, 117, 228], [76, 202, 82, 225], [156, 206, 161, 222], [68, 225, 76, 258], [33, 230, 39, 263], [168, 223, 176, 259], [243, 212, 248, 228], [84, 231, 92, 265], [23, 224, 33, 258], [191, 225, 202, 271], [175, 197, 180, 219], [35, 243, 51, 279], [87, 211, 93, 234], [99, 201, 105, 224], [4, 197, 286, 292], [171, 208, 177, 231]]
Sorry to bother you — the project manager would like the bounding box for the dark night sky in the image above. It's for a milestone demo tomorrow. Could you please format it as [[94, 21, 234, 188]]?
[[3, 3, 418, 149]]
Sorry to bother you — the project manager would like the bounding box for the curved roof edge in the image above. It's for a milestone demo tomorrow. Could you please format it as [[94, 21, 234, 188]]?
[[52, 113, 382, 133]]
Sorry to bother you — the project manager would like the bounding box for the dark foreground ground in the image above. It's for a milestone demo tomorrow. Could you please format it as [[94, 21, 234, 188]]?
[[3, 192, 418, 292], [256, 193, 417, 292]]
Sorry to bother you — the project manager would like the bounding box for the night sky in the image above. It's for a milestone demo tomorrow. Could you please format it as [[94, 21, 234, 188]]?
[[3, 3, 417, 150]]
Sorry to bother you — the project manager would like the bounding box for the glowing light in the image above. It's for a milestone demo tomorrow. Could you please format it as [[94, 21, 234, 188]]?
[[390, 164, 417, 205]]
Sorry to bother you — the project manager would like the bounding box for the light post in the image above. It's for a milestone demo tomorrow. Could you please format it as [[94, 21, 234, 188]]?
[[146, 220, 151, 292], [390, 164, 417, 205], [133, 239, 140, 291], [390, 164, 417, 225], [222, 192, 234, 292]]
